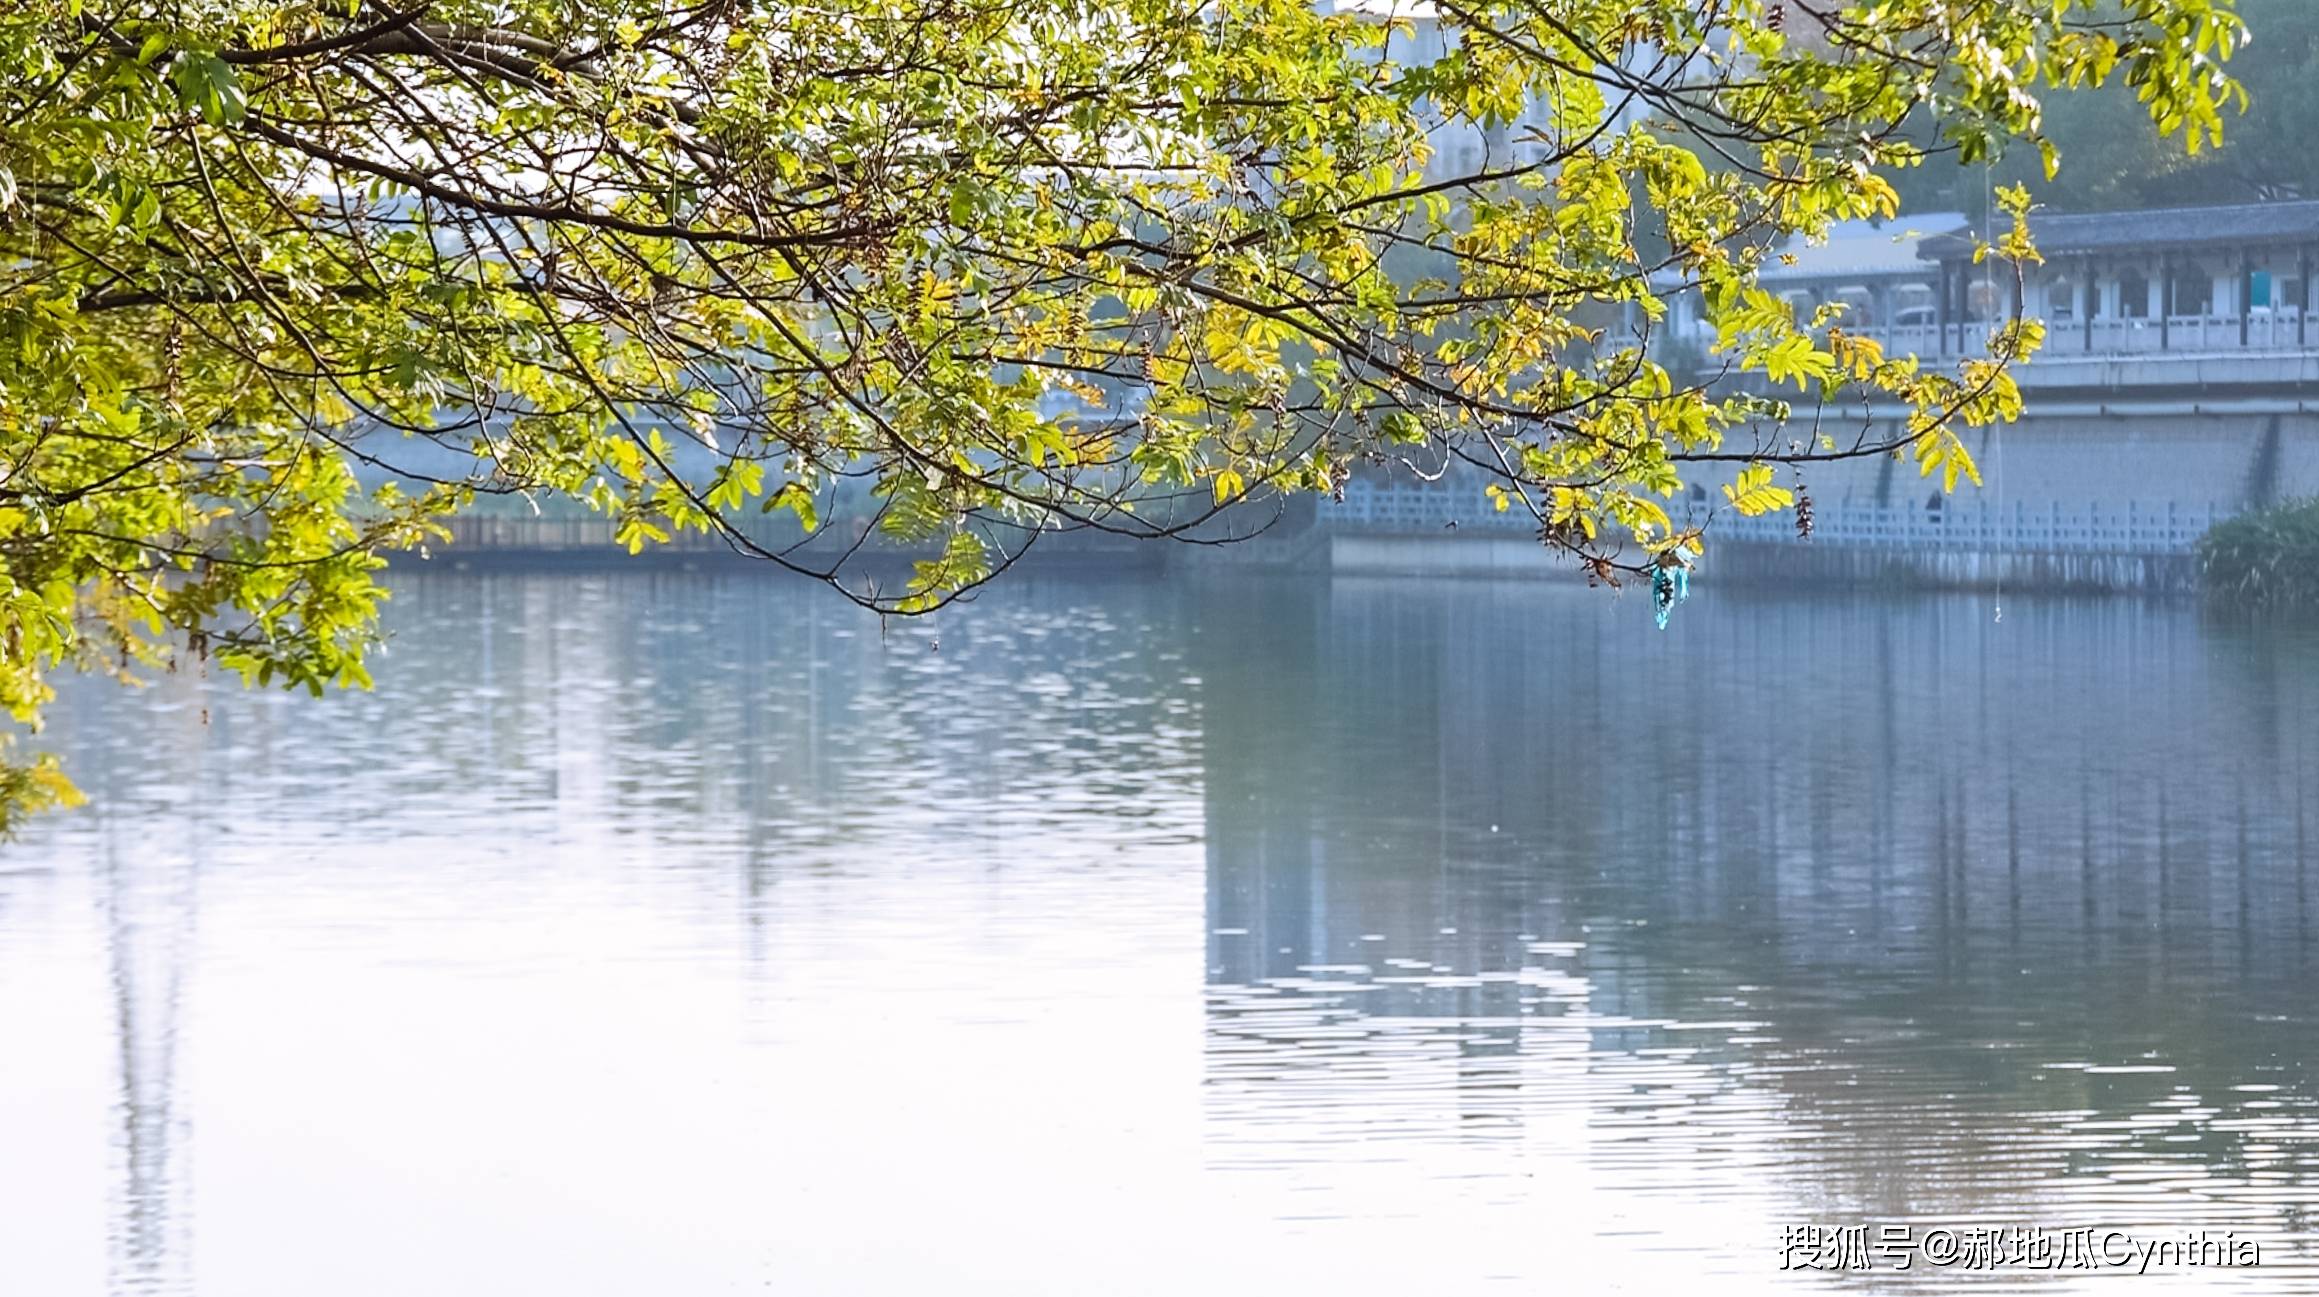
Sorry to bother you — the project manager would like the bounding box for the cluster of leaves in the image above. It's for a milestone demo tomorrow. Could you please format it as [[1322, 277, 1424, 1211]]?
[[1902, 0, 2303, 211], [0, 0, 2246, 826], [2199, 495, 2319, 608]]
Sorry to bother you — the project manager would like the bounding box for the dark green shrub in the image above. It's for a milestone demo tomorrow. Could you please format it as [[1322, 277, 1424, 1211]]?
[[2199, 498, 2319, 608]]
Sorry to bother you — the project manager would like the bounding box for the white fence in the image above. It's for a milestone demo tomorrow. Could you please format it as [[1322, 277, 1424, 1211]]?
[[1711, 498, 2225, 554], [1844, 312, 2311, 359], [1334, 478, 2226, 556], [1335, 478, 1536, 534]]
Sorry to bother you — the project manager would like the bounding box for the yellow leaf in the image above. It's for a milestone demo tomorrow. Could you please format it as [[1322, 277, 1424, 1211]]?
[[1722, 463, 1795, 516]]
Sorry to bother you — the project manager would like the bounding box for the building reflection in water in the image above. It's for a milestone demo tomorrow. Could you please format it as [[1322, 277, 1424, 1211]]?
[[1197, 578, 2319, 1274], [11, 568, 2319, 1292], [96, 818, 197, 1293]]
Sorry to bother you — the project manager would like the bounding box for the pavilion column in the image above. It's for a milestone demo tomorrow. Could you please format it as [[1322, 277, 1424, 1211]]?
[[1935, 261, 1950, 354], [2302, 246, 2312, 348], [1957, 261, 1970, 350], [2081, 259, 2096, 352], [1955, 260, 1969, 352], [1946, 261, 1959, 353], [2160, 252, 2172, 351], [2241, 248, 2254, 347]]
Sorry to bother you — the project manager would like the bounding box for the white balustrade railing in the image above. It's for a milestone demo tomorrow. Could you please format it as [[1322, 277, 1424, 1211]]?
[[1333, 479, 2226, 556], [1708, 498, 2225, 554], [1671, 310, 2318, 361], [1334, 479, 1538, 535]]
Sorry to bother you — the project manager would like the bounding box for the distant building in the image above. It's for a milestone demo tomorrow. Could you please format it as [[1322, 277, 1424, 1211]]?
[[1653, 213, 1970, 353], [1654, 200, 2319, 392], [1918, 200, 2319, 368], [1336, 200, 2319, 575], [1322, 0, 1657, 181]]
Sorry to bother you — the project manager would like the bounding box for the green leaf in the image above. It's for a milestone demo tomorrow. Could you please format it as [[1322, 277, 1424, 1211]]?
[[171, 51, 246, 127], [1722, 465, 1795, 517]]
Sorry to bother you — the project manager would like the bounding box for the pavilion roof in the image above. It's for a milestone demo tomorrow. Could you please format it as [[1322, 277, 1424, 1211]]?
[[1920, 200, 2319, 262]]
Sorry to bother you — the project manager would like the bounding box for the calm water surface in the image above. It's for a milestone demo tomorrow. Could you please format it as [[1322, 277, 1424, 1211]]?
[[4, 569, 2318, 1294]]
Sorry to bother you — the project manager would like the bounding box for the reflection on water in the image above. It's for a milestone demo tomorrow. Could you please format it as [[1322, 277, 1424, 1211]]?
[[97, 831, 198, 1297], [1200, 581, 2319, 1289], [1, 570, 2316, 1293]]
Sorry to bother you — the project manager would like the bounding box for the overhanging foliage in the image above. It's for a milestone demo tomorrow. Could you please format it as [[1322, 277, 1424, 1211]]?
[[0, 0, 2250, 825]]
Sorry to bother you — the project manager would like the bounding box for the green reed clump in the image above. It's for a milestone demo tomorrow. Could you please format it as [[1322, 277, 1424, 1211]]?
[[2200, 498, 2319, 608]]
